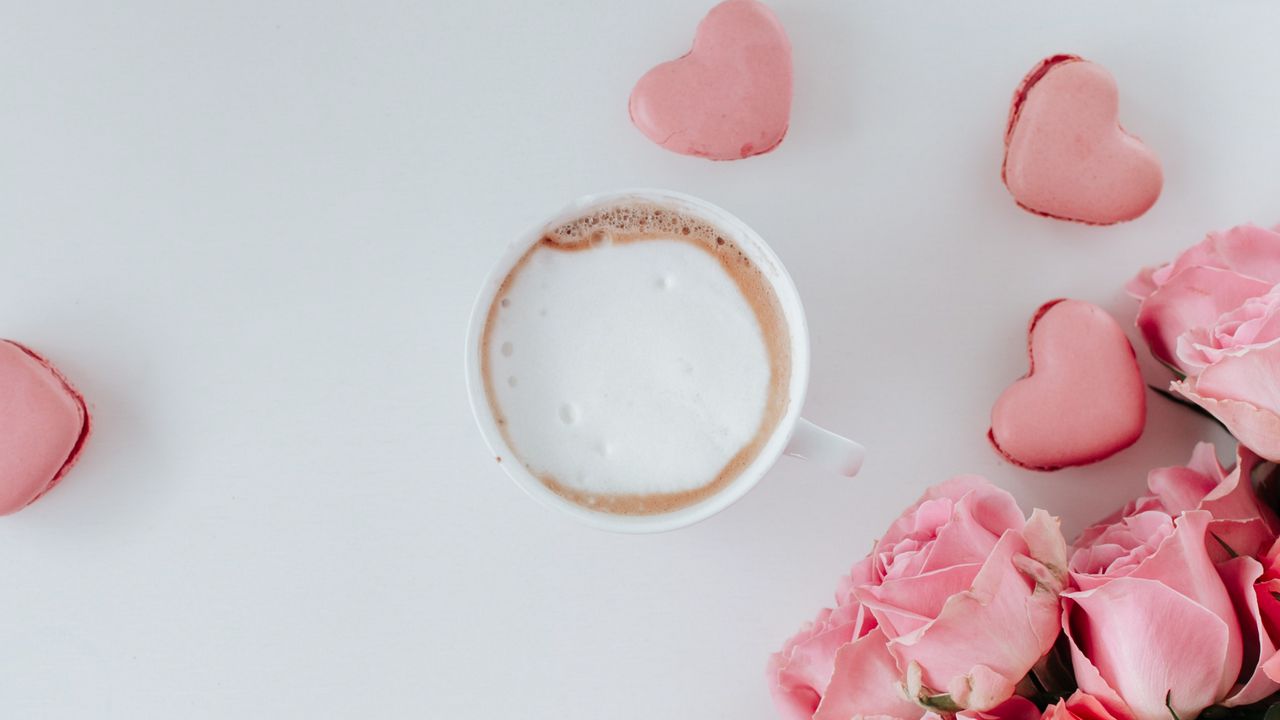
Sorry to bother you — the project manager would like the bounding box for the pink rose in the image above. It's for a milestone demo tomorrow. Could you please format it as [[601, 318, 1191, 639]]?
[[1064, 507, 1245, 720], [768, 477, 1068, 718], [1112, 443, 1280, 705], [1128, 224, 1280, 460]]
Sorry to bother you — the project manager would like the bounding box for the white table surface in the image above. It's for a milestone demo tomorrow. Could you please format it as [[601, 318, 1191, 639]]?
[[1, 1, 1275, 717]]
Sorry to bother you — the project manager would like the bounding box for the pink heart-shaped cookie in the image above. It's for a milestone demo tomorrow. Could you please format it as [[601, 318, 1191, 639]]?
[[989, 299, 1146, 471], [1003, 55, 1163, 225], [629, 0, 791, 161], [0, 340, 91, 514]]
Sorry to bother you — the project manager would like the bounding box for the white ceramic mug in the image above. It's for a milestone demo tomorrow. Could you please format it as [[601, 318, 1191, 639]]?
[[464, 189, 863, 533]]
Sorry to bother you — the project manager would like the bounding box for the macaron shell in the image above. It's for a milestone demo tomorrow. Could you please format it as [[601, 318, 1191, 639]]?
[[1003, 56, 1163, 225], [628, 0, 791, 160], [0, 340, 90, 514], [989, 300, 1146, 471]]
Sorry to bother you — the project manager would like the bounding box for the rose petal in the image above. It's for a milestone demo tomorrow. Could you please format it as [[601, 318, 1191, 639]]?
[[814, 627, 922, 720], [923, 494, 1008, 573], [1219, 556, 1280, 706], [1154, 225, 1280, 288], [769, 557, 883, 720], [769, 606, 863, 720], [1060, 612, 1130, 718], [859, 563, 983, 639], [1074, 543, 1129, 577], [1255, 575, 1280, 685], [835, 556, 878, 606], [1067, 692, 1132, 720], [1073, 505, 1137, 555], [886, 529, 1062, 712], [1200, 446, 1280, 531], [1265, 652, 1280, 685], [946, 664, 1017, 713], [1064, 577, 1231, 720], [881, 477, 1024, 545], [1126, 267, 1159, 301], [1146, 448, 1220, 516], [1208, 517, 1274, 563], [1135, 266, 1272, 371], [1203, 225, 1280, 284], [1023, 508, 1069, 583], [1175, 379, 1280, 463], [1192, 340, 1280, 416], [969, 696, 1041, 720]]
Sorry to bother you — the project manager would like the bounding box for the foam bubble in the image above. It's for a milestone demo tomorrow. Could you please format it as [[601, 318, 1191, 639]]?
[[558, 403, 580, 425]]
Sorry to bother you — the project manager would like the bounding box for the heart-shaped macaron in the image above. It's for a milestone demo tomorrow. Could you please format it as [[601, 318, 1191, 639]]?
[[0, 340, 90, 514], [1002, 55, 1163, 225], [989, 299, 1145, 471], [629, 0, 791, 161]]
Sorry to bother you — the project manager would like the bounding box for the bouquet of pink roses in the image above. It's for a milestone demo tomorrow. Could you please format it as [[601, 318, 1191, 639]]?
[[769, 224, 1280, 720], [769, 446, 1280, 720]]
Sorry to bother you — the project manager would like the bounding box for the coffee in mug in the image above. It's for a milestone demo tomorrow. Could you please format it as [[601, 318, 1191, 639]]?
[[467, 190, 862, 532], [480, 201, 792, 515]]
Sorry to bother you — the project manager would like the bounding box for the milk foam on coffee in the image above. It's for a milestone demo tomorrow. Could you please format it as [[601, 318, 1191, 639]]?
[[482, 203, 790, 515]]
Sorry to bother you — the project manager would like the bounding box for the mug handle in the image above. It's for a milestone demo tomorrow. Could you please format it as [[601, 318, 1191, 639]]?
[[784, 418, 865, 477]]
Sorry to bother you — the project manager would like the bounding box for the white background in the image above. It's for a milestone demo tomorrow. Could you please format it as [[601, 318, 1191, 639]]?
[[0, 1, 1275, 717]]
